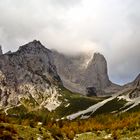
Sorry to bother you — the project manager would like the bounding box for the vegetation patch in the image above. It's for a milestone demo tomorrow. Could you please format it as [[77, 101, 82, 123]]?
[[93, 98, 127, 115]]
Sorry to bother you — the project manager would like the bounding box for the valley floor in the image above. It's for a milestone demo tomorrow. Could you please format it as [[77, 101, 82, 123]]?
[[0, 122, 140, 140], [0, 111, 140, 140], [74, 129, 140, 140]]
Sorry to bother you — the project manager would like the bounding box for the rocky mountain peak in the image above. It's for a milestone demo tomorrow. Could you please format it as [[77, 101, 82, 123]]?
[[88, 53, 108, 73], [18, 40, 50, 55], [0, 40, 62, 109], [88, 53, 107, 69], [19, 40, 42, 49], [85, 52, 111, 93], [92, 53, 105, 61]]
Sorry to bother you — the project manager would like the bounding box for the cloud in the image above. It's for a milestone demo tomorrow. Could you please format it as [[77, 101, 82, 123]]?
[[0, 0, 139, 84], [49, 0, 82, 8]]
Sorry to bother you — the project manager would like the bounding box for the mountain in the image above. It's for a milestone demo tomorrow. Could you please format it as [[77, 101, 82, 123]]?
[[0, 40, 139, 117], [53, 51, 121, 96], [0, 40, 104, 118], [0, 40, 62, 111], [0, 40, 121, 102]]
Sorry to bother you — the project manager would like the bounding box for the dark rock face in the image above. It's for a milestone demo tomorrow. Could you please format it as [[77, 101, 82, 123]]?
[[86, 87, 97, 96]]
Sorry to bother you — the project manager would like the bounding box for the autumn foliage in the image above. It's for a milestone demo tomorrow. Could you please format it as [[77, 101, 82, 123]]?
[[0, 112, 140, 139], [46, 112, 140, 139]]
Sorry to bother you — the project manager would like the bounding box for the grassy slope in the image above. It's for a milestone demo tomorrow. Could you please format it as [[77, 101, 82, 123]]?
[[128, 104, 140, 112], [1, 111, 140, 140], [1, 87, 104, 125], [1, 87, 140, 139], [0, 123, 53, 140], [55, 87, 104, 117], [93, 98, 127, 115], [74, 129, 140, 140], [4, 88, 139, 122]]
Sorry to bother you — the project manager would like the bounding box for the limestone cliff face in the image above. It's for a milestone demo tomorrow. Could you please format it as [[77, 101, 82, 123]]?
[[0, 40, 62, 111], [52, 51, 119, 96], [84, 53, 110, 89]]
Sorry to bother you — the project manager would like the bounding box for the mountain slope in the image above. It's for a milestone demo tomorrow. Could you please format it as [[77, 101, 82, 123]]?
[[66, 74, 140, 120]]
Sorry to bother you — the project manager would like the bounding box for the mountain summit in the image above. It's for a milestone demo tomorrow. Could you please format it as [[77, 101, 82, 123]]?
[[53, 51, 120, 96]]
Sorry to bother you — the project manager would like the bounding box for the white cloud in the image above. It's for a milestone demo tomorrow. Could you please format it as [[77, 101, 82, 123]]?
[[0, 0, 139, 84]]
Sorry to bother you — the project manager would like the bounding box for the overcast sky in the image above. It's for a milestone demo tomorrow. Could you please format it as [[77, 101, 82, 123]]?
[[0, 0, 140, 85]]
